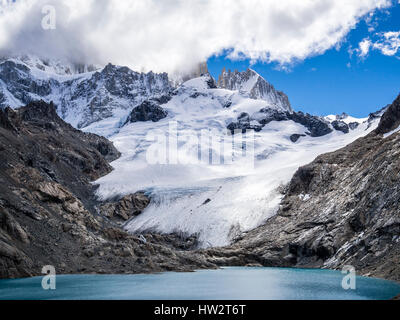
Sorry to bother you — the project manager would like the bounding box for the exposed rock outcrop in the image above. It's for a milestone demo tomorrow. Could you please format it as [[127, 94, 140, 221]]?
[[125, 100, 168, 123], [100, 192, 150, 223], [290, 134, 307, 143], [331, 120, 349, 134], [228, 108, 333, 137]]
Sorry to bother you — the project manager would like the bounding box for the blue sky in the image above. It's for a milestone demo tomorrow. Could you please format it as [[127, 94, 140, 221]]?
[[208, 4, 400, 117]]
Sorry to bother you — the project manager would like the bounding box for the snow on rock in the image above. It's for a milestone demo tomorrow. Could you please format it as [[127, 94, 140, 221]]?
[[0, 57, 172, 131], [217, 68, 292, 112]]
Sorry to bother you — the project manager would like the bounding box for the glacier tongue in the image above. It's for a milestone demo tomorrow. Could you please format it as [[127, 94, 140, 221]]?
[[93, 75, 380, 248]]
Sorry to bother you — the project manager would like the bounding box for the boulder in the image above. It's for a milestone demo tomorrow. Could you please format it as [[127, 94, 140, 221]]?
[[290, 134, 306, 143]]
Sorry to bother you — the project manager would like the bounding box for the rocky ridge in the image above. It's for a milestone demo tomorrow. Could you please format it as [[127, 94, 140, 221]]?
[[227, 107, 383, 140], [227, 108, 333, 137], [0, 59, 172, 129]]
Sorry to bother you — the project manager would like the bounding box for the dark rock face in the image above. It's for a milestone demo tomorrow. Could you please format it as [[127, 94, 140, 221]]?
[[100, 193, 150, 223], [126, 100, 168, 123], [227, 112, 263, 133], [205, 97, 400, 282], [375, 94, 400, 134], [331, 120, 349, 134], [204, 73, 217, 89], [289, 112, 333, 137], [151, 94, 172, 105], [227, 109, 333, 137], [348, 122, 359, 130], [0, 101, 215, 279], [290, 134, 306, 143], [0, 61, 54, 107]]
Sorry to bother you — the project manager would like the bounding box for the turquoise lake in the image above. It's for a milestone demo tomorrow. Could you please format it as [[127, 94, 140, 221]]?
[[0, 267, 399, 300]]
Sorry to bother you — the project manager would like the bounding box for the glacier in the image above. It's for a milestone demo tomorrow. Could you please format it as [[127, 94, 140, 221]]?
[[92, 75, 380, 248]]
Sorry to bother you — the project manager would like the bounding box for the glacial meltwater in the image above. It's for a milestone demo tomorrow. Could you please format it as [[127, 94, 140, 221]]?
[[0, 267, 399, 300]]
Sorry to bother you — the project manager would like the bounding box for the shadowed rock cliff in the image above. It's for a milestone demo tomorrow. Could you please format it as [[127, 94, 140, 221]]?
[[0, 100, 214, 279]]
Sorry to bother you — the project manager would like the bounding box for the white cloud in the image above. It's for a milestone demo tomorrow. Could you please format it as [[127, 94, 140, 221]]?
[[373, 31, 400, 55], [358, 38, 373, 58], [0, 0, 393, 73], [356, 30, 400, 59]]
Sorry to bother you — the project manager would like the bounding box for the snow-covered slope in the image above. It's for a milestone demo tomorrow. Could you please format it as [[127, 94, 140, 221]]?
[[93, 75, 381, 248], [0, 57, 171, 132]]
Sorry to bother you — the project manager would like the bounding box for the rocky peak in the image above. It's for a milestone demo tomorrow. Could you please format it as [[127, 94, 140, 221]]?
[[0, 59, 55, 109], [335, 112, 349, 120], [217, 68, 292, 112]]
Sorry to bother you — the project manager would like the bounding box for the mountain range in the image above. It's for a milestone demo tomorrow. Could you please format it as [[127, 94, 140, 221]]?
[[0, 55, 398, 283]]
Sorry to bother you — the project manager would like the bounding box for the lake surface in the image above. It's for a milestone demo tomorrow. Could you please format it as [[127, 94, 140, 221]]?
[[0, 267, 399, 300]]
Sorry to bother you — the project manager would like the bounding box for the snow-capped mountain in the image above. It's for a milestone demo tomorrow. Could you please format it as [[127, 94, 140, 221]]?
[[0, 57, 172, 132], [0, 55, 99, 76], [0, 56, 384, 248], [217, 68, 292, 112]]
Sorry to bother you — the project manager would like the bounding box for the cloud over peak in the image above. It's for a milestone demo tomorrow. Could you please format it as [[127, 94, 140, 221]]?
[[0, 0, 393, 73]]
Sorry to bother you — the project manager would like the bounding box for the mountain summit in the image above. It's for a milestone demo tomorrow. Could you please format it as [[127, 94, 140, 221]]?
[[217, 68, 292, 112]]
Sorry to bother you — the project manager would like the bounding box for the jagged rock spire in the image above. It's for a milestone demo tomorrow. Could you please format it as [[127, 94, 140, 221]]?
[[217, 67, 292, 112]]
